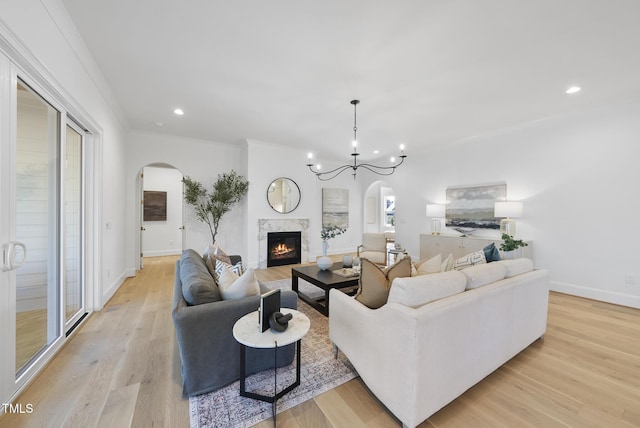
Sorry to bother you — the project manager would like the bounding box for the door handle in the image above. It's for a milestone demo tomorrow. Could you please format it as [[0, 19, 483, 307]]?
[[2, 241, 27, 271]]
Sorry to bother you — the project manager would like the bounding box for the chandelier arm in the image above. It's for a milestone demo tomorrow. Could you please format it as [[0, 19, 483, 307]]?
[[307, 164, 354, 181], [357, 155, 407, 172], [357, 164, 398, 176]]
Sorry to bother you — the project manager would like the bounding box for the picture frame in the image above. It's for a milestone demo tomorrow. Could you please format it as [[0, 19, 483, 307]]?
[[445, 183, 506, 230], [143, 190, 167, 221], [322, 188, 349, 228]]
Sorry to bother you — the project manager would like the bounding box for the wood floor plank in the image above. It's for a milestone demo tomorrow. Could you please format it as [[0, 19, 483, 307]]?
[[2, 257, 640, 428], [96, 383, 140, 428]]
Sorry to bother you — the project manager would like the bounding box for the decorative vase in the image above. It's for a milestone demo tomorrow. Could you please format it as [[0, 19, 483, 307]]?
[[317, 240, 332, 270], [501, 248, 522, 260], [342, 255, 353, 268]]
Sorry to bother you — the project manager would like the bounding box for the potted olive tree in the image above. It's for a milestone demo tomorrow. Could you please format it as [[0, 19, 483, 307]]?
[[183, 170, 249, 245]]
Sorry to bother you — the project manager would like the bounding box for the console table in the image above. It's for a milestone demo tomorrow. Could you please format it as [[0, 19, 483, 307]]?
[[419, 234, 532, 260]]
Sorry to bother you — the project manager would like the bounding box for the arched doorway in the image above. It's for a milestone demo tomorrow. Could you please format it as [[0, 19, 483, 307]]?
[[363, 180, 395, 234], [136, 163, 184, 269]]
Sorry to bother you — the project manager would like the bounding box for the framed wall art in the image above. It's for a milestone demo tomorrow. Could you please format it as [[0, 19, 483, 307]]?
[[143, 190, 167, 221], [445, 183, 506, 230], [322, 188, 349, 228]]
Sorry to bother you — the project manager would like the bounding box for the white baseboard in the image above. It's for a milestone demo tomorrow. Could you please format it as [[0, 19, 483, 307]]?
[[551, 280, 640, 309], [143, 249, 182, 257], [101, 270, 129, 308]]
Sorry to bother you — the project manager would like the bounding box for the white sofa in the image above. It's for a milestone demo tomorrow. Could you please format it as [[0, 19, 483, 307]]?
[[329, 259, 549, 428]]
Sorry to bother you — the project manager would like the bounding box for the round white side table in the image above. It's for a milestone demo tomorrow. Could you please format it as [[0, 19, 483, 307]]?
[[232, 308, 310, 423]]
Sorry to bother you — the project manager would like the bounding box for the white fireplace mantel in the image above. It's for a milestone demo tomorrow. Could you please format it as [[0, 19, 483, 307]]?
[[257, 218, 310, 268]]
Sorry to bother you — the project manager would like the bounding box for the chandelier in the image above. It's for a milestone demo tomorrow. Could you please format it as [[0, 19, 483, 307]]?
[[306, 99, 407, 181]]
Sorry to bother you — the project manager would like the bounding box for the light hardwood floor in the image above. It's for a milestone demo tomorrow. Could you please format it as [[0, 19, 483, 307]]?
[[1, 255, 639, 427]]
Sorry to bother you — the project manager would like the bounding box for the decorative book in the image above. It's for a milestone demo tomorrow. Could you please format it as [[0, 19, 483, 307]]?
[[259, 289, 281, 333]]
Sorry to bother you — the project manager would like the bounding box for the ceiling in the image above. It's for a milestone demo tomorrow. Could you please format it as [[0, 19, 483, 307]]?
[[60, 0, 640, 161]]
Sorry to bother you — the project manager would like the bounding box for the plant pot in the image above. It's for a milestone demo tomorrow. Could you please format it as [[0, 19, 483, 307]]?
[[317, 240, 332, 270], [500, 248, 522, 259]]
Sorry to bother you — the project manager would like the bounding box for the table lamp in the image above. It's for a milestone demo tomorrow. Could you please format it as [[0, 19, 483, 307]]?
[[426, 204, 446, 235], [494, 201, 523, 237]]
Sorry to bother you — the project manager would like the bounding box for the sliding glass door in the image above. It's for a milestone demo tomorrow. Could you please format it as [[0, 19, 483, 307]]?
[[1, 54, 86, 404], [14, 80, 61, 376], [64, 123, 84, 330]]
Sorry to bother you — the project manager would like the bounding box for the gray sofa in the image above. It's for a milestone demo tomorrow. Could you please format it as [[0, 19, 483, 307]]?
[[172, 249, 298, 398]]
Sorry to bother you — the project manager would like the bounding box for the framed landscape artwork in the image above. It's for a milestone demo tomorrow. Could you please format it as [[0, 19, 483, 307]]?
[[322, 188, 349, 228], [445, 183, 506, 230], [143, 190, 167, 221]]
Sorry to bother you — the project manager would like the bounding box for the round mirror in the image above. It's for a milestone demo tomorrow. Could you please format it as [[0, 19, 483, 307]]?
[[267, 177, 301, 214]]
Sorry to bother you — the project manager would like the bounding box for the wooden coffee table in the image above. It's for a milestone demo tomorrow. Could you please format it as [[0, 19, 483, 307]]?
[[291, 263, 359, 316]]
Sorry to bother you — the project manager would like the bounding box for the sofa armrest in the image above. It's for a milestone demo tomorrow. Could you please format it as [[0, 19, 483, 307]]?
[[329, 289, 418, 419]]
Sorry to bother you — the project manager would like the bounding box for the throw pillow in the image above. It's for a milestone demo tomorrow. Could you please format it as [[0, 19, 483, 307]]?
[[387, 270, 467, 308], [453, 250, 487, 270], [483, 243, 501, 262], [217, 267, 261, 300], [462, 262, 507, 290], [180, 249, 221, 305], [204, 245, 242, 279], [214, 259, 243, 278], [355, 257, 411, 309], [441, 253, 454, 272], [213, 246, 232, 264], [415, 253, 442, 275]]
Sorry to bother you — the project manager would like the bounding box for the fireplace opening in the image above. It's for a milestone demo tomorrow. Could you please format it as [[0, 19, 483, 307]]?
[[267, 232, 302, 267]]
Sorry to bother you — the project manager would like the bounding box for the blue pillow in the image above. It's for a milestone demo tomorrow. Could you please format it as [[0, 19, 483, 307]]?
[[483, 243, 501, 262]]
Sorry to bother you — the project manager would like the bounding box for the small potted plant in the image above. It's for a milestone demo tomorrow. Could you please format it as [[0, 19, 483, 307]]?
[[317, 224, 346, 270], [499, 233, 528, 259]]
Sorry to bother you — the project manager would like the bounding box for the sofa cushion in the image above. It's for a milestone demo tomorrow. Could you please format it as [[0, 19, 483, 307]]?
[[497, 257, 534, 277], [218, 267, 261, 300], [483, 243, 501, 262], [413, 253, 442, 276], [387, 270, 467, 308], [355, 257, 412, 309], [180, 249, 221, 305], [453, 250, 487, 270], [462, 262, 507, 290]]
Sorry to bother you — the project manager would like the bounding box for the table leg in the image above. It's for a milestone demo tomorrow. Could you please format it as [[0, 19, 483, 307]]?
[[240, 344, 246, 395], [273, 341, 277, 426], [292, 273, 299, 294]]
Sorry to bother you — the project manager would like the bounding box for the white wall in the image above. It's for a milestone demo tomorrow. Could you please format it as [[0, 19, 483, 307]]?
[[370, 100, 640, 308], [245, 140, 363, 268], [126, 131, 245, 272], [142, 166, 183, 257]]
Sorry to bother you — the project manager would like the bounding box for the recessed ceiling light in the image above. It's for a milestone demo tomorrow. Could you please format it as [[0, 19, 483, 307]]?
[[373, 150, 380, 154], [174, 108, 184, 115], [566, 86, 581, 94]]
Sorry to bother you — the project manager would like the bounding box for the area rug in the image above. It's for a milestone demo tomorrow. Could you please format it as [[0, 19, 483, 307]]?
[[189, 279, 357, 428]]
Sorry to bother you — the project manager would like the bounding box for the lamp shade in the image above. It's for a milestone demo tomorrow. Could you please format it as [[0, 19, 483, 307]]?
[[494, 201, 523, 218], [426, 204, 446, 218]]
